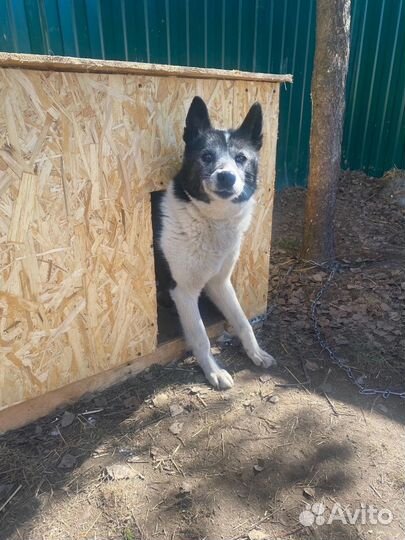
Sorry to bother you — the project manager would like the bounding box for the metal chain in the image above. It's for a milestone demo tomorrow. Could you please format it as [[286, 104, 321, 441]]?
[[311, 262, 405, 399]]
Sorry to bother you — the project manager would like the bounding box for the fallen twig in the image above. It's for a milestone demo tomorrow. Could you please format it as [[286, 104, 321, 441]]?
[[275, 382, 309, 389], [323, 392, 339, 416], [284, 366, 311, 395], [370, 483, 383, 499], [227, 513, 271, 540], [0, 484, 22, 513]]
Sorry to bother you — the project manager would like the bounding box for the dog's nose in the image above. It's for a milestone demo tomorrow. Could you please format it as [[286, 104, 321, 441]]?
[[217, 171, 236, 189]]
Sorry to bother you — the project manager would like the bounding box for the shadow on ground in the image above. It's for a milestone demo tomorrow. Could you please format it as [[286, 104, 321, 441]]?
[[0, 342, 404, 539]]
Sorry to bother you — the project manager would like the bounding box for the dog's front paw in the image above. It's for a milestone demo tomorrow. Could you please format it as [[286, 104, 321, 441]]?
[[248, 347, 277, 369], [206, 367, 234, 390]]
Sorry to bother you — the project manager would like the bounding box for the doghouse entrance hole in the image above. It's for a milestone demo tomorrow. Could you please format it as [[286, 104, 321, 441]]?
[[151, 191, 223, 345]]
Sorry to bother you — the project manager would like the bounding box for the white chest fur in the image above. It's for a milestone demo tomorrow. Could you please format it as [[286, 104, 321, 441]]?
[[160, 182, 255, 291]]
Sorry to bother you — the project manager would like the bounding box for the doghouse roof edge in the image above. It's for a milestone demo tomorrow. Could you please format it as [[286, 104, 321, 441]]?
[[0, 52, 293, 84]]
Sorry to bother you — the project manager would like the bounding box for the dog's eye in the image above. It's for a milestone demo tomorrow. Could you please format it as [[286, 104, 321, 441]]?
[[235, 153, 247, 165], [201, 151, 215, 164]]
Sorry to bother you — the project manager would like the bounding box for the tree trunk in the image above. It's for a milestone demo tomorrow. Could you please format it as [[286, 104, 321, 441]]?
[[301, 0, 351, 263]]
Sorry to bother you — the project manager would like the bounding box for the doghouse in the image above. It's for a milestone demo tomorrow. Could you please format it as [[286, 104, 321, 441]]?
[[0, 53, 292, 432]]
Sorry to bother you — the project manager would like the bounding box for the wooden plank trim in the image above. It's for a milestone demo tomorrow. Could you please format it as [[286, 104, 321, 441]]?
[[0, 52, 293, 84]]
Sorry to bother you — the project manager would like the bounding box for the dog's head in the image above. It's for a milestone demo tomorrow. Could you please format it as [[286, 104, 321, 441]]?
[[174, 96, 263, 204]]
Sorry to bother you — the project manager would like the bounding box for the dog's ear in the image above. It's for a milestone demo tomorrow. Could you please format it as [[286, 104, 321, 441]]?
[[183, 96, 211, 144], [235, 102, 263, 150]]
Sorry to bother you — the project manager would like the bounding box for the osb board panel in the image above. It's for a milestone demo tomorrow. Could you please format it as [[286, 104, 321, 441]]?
[[0, 67, 279, 410], [0, 69, 159, 410], [232, 82, 279, 319]]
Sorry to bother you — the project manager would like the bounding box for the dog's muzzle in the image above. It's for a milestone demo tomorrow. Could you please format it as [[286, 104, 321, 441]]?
[[215, 171, 236, 198]]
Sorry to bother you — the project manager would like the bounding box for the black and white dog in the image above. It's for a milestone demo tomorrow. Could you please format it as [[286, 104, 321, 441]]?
[[158, 96, 276, 389]]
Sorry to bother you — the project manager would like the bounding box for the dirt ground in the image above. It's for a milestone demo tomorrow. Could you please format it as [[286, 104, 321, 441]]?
[[1, 171, 404, 540]]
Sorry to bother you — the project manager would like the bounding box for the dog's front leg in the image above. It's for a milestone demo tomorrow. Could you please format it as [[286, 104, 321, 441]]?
[[170, 285, 234, 389], [205, 277, 277, 369]]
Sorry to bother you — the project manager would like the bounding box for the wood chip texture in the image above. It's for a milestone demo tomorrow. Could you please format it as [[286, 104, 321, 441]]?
[[0, 59, 281, 410]]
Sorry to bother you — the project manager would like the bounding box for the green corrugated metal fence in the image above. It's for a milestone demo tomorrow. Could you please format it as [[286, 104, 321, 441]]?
[[0, 0, 404, 188]]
